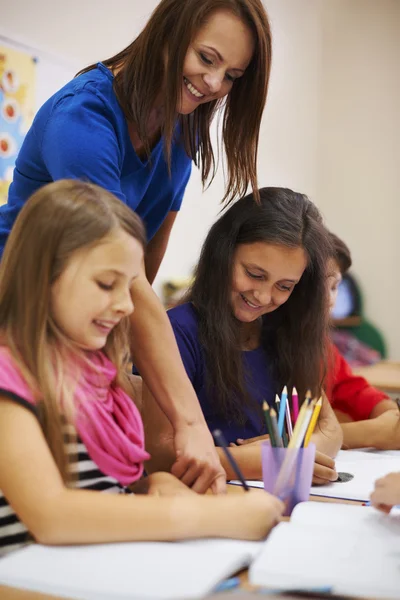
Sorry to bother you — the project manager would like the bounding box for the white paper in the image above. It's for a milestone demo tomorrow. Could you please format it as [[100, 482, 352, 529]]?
[[250, 502, 400, 599], [230, 449, 400, 501], [310, 450, 400, 501], [0, 539, 262, 600]]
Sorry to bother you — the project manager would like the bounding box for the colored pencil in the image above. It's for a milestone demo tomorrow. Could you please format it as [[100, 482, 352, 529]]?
[[304, 396, 323, 447], [212, 429, 249, 491], [285, 396, 293, 438], [277, 385, 288, 437], [263, 401, 277, 447], [292, 387, 299, 423], [270, 407, 283, 448], [287, 393, 312, 449]]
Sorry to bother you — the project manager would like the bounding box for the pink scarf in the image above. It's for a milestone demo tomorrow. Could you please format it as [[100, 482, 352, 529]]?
[[74, 353, 150, 486]]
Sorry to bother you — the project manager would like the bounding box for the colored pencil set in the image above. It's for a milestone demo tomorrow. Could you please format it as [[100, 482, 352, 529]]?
[[263, 386, 322, 450]]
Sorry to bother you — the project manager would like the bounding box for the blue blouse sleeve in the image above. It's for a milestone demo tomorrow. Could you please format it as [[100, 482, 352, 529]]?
[[168, 314, 200, 385], [40, 89, 126, 202]]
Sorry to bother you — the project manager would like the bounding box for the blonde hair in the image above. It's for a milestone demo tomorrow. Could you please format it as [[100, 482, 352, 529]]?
[[0, 180, 146, 482]]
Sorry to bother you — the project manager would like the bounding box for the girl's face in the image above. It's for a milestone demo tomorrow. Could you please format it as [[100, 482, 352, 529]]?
[[178, 9, 254, 115], [230, 242, 308, 323], [326, 258, 342, 312], [51, 228, 143, 351]]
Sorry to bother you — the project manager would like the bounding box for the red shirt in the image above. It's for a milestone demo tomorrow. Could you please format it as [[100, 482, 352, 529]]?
[[325, 345, 388, 421]]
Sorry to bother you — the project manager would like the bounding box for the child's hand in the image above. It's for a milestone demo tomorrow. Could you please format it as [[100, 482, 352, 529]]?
[[372, 410, 400, 450], [234, 434, 270, 446], [132, 472, 196, 497], [370, 472, 400, 512], [312, 450, 338, 485], [311, 394, 343, 458], [226, 491, 284, 540]]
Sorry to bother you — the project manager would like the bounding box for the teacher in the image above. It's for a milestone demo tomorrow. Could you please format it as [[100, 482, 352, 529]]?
[[0, 0, 272, 493]]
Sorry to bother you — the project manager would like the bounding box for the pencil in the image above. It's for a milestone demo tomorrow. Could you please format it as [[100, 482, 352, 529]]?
[[287, 393, 312, 450], [277, 386, 288, 437], [304, 397, 323, 447], [396, 398, 400, 412], [285, 396, 293, 439], [212, 429, 249, 491], [292, 387, 299, 423], [263, 401, 277, 447], [270, 408, 284, 448]]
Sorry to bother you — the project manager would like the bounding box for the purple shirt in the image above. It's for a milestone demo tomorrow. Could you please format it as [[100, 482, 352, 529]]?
[[167, 303, 277, 444]]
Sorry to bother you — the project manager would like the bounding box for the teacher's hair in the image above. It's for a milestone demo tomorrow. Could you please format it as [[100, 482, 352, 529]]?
[[78, 0, 272, 204], [186, 187, 332, 423]]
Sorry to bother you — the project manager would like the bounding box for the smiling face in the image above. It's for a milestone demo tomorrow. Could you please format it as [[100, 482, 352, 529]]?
[[51, 228, 143, 351], [178, 9, 255, 115], [230, 242, 308, 323]]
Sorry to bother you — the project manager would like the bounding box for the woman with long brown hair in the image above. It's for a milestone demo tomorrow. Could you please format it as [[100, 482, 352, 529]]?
[[0, 0, 272, 493]]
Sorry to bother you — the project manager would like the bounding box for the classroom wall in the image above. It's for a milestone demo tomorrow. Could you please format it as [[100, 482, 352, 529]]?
[[1, 0, 399, 357], [317, 0, 400, 358]]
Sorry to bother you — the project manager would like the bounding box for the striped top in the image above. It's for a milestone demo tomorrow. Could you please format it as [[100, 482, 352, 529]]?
[[0, 346, 148, 558], [0, 396, 130, 557]]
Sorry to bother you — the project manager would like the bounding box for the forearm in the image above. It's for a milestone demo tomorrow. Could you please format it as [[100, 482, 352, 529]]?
[[30, 488, 238, 545], [217, 446, 262, 480], [341, 420, 378, 449], [130, 277, 206, 430], [370, 399, 398, 418]]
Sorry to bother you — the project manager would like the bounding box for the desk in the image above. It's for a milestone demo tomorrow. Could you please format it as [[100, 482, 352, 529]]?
[[0, 488, 362, 600], [353, 360, 400, 394]]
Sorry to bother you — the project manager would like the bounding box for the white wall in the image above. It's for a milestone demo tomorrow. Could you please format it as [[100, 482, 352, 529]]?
[[317, 0, 400, 358], [2, 0, 399, 357]]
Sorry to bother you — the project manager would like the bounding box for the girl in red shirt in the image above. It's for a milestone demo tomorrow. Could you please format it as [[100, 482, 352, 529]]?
[[326, 232, 400, 449]]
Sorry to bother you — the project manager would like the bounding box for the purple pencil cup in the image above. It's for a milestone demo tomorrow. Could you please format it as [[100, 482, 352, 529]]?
[[261, 441, 316, 516]]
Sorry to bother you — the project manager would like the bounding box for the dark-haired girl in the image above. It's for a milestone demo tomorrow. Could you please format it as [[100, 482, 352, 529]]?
[[142, 187, 343, 485]]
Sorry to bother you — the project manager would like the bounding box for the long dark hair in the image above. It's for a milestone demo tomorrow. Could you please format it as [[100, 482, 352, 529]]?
[[187, 187, 332, 422], [77, 0, 272, 204]]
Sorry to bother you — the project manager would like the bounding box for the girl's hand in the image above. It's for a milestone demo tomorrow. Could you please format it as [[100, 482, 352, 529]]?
[[312, 450, 338, 485], [225, 491, 284, 540], [370, 472, 400, 512]]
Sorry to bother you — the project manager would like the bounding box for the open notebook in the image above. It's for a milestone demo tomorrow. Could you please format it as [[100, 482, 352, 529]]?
[[229, 449, 400, 501], [250, 501, 400, 599], [0, 539, 262, 600]]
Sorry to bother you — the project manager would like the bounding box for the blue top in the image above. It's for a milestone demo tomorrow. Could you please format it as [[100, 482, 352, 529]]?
[[167, 303, 277, 444], [0, 63, 192, 255]]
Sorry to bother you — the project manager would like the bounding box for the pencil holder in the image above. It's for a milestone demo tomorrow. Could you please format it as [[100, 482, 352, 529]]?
[[261, 441, 316, 516]]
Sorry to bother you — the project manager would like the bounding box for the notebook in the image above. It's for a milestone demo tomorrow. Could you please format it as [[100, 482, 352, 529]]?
[[229, 449, 400, 501], [0, 539, 262, 600], [310, 450, 400, 501], [249, 501, 400, 599]]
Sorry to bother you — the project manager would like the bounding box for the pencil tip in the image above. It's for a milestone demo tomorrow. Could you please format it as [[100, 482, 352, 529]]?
[[275, 394, 280, 402], [263, 401, 269, 410], [306, 389, 312, 398], [283, 385, 288, 393], [270, 408, 277, 417], [292, 387, 298, 395]]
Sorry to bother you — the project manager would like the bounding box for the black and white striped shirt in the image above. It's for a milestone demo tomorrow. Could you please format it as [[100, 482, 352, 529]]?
[[0, 397, 130, 557]]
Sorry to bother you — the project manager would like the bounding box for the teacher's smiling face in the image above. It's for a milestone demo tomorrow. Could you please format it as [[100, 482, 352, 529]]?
[[177, 9, 255, 115]]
